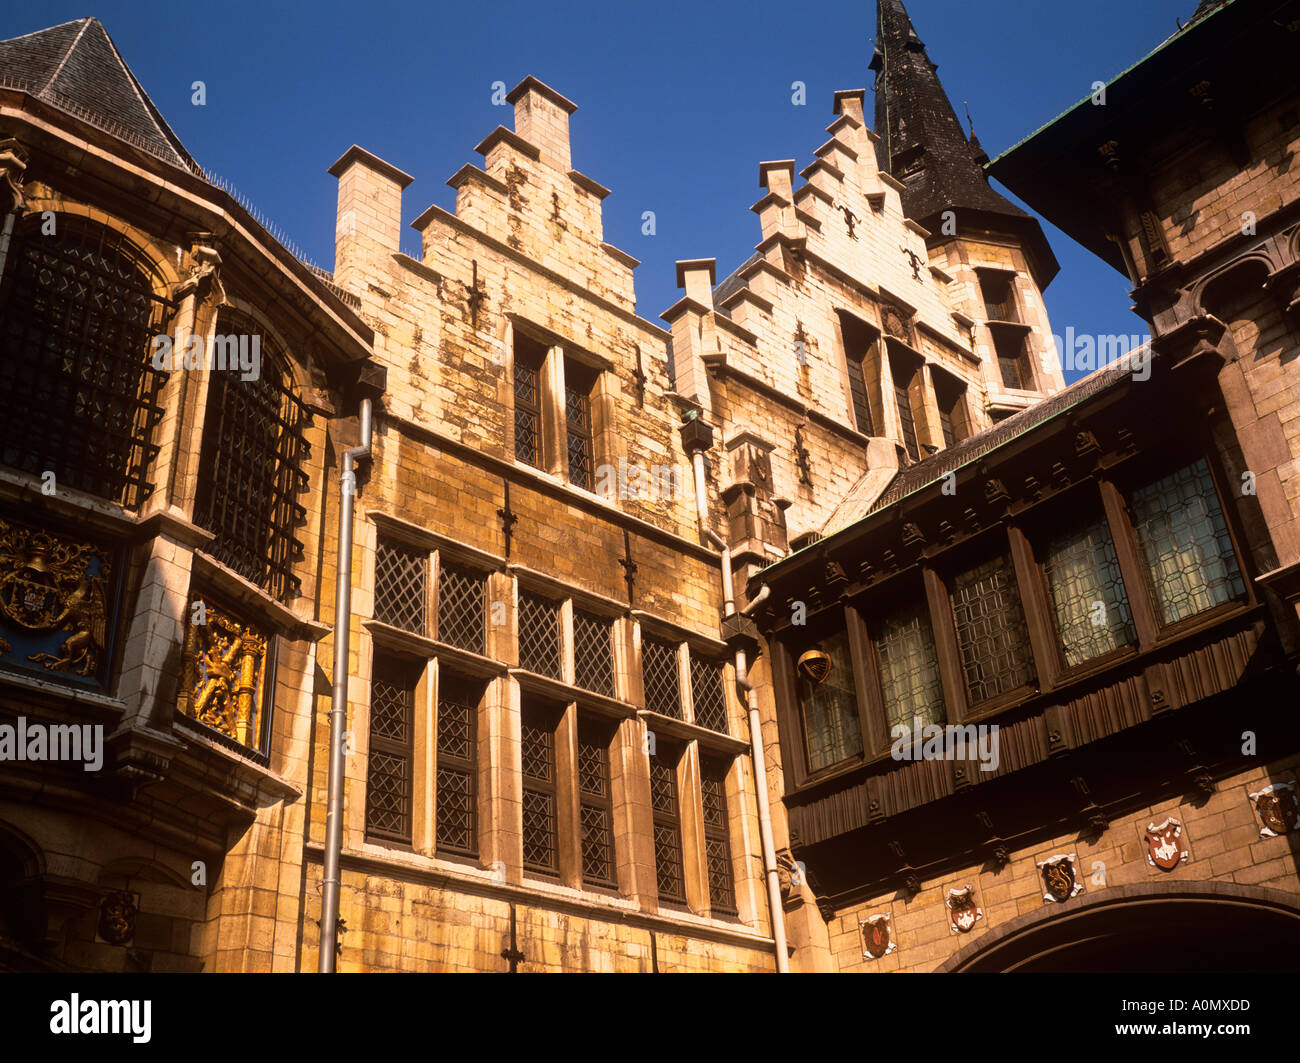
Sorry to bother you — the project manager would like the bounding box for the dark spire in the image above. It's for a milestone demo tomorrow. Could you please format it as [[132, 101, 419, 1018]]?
[[0, 17, 197, 173], [870, 0, 1058, 285]]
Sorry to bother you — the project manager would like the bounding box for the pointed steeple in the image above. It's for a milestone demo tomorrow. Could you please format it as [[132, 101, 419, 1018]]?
[[870, 0, 1057, 285], [0, 17, 197, 173]]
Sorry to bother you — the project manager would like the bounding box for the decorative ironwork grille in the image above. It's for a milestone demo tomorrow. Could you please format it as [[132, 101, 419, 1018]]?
[[1043, 515, 1136, 667], [194, 309, 311, 600], [642, 636, 682, 719], [689, 651, 728, 734], [366, 655, 417, 844], [700, 758, 735, 914], [438, 560, 485, 653], [949, 552, 1036, 703], [436, 674, 478, 857], [521, 705, 558, 875], [1129, 459, 1246, 626], [797, 630, 863, 772], [578, 722, 615, 887], [876, 599, 946, 730], [649, 751, 685, 904], [513, 337, 543, 468], [573, 609, 614, 696], [565, 361, 595, 491], [374, 539, 427, 634], [518, 590, 561, 678], [0, 215, 168, 508]]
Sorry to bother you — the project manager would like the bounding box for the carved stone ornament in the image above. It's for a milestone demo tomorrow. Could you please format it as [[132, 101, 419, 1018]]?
[[172, 235, 226, 307], [1037, 854, 1084, 903], [1250, 781, 1300, 838], [860, 913, 896, 959], [1144, 817, 1190, 872], [945, 885, 983, 934], [0, 517, 112, 682], [97, 891, 137, 945], [178, 598, 268, 747], [0, 137, 28, 214]]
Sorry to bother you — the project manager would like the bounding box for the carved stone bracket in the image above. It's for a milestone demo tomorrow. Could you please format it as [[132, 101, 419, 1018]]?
[[172, 233, 226, 307], [0, 137, 29, 215]]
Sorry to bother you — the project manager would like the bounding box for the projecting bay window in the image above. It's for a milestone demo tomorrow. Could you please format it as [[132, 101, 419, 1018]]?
[[1127, 458, 1246, 626], [577, 720, 616, 889], [649, 744, 686, 904], [874, 598, 946, 731], [365, 654, 420, 846], [435, 672, 479, 858], [1041, 513, 1137, 668], [948, 552, 1037, 706], [520, 701, 560, 877], [700, 757, 736, 916], [796, 629, 864, 773], [513, 332, 546, 468]]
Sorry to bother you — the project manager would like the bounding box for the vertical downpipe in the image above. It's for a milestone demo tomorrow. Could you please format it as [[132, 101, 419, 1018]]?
[[320, 397, 372, 972]]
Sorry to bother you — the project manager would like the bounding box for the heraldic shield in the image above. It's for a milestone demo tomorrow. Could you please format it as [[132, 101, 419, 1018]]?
[[1036, 854, 1083, 903], [1144, 817, 1189, 871]]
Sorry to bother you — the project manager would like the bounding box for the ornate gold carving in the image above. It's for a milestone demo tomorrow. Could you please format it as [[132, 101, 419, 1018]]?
[[0, 518, 110, 678], [0, 137, 28, 214], [178, 598, 267, 746]]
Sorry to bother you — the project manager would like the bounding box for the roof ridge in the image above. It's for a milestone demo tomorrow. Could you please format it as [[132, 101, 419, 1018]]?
[[37, 15, 91, 95]]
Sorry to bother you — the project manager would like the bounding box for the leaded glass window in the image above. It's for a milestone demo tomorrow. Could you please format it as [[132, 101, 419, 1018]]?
[[366, 655, 418, 844], [1042, 515, 1136, 667], [577, 721, 615, 888], [949, 552, 1036, 703], [796, 630, 863, 773], [701, 757, 736, 915], [513, 334, 544, 468], [194, 309, 311, 600], [689, 651, 729, 734], [518, 590, 561, 678], [0, 215, 168, 508], [649, 747, 685, 904], [892, 355, 920, 462], [438, 560, 485, 653], [374, 539, 427, 634], [642, 635, 682, 719], [573, 609, 614, 696], [436, 673, 478, 857], [565, 359, 596, 491], [876, 599, 945, 730], [1128, 459, 1245, 625], [520, 703, 558, 876]]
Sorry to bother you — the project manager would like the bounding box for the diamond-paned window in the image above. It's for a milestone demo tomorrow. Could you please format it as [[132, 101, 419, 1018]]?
[[374, 539, 427, 634], [521, 704, 558, 875], [689, 651, 728, 734], [518, 590, 561, 678], [949, 552, 1036, 703], [565, 359, 596, 491], [642, 636, 682, 719], [1042, 514, 1136, 667], [574, 609, 614, 696], [514, 334, 545, 468], [649, 750, 685, 904], [436, 673, 478, 857], [578, 721, 615, 888], [1128, 459, 1246, 626], [366, 655, 419, 844], [0, 215, 169, 509], [700, 757, 735, 915], [194, 308, 311, 600], [438, 560, 485, 653], [875, 599, 946, 730]]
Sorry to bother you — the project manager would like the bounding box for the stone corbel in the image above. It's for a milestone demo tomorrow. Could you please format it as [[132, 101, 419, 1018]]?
[[1149, 313, 1227, 379], [172, 233, 226, 307], [0, 137, 29, 215], [1263, 258, 1300, 322]]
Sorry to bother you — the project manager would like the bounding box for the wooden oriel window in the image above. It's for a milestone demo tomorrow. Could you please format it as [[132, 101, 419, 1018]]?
[[513, 332, 546, 468], [436, 672, 479, 857], [796, 629, 863, 772], [948, 551, 1037, 704], [874, 598, 945, 731], [1127, 458, 1246, 625], [577, 719, 616, 888], [700, 757, 736, 915], [1041, 512, 1136, 667], [564, 358, 597, 491], [365, 654, 420, 845], [649, 744, 686, 904], [520, 701, 560, 876]]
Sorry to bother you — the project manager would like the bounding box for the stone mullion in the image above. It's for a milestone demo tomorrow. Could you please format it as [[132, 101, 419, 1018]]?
[[555, 701, 581, 888], [677, 739, 709, 917], [542, 345, 567, 478]]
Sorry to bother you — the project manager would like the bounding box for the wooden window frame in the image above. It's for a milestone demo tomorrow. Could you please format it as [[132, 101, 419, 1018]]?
[[512, 331, 546, 469], [699, 755, 737, 916], [434, 669, 480, 860], [576, 717, 617, 890], [648, 741, 687, 907], [365, 652, 421, 847], [520, 699, 562, 878]]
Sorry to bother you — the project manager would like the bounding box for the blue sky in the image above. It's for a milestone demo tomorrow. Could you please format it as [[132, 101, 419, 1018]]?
[[4, 0, 1200, 382]]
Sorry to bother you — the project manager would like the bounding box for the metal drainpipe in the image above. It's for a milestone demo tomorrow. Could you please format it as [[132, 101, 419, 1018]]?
[[689, 445, 790, 972], [320, 397, 372, 973]]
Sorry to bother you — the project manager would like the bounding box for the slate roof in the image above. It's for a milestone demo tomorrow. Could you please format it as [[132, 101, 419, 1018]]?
[[0, 17, 198, 173]]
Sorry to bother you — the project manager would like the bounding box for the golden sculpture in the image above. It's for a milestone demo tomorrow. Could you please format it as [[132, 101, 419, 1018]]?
[[178, 598, 267, 747], [0, 518, 110, 679]]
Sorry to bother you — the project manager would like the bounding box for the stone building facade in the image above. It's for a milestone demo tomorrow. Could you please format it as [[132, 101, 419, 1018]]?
[[0, 0, 1296, 973]]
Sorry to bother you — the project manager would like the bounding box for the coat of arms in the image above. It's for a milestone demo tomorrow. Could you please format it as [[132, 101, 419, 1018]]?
[[1250, 782, 1300, 838], [97, 891, 136, 945], [1144, 817, 1189, 872], [860, 913, 895, 959], [945, 885, 982, 934], [1037, 854, 1084, 903]]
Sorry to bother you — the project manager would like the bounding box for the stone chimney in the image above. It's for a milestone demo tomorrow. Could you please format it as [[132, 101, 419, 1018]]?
[[506, 76, 577, 172], [328, 145, 414, 286]]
